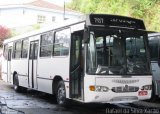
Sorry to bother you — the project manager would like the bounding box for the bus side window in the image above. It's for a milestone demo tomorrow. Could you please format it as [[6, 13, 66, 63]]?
[[12, 41, 22, 59], [21, 39, 29, 58], [53, 28, 70, 56], [149, 37, 158, 61], [3, 44, 8, 60], [40, 32, 53, 57]]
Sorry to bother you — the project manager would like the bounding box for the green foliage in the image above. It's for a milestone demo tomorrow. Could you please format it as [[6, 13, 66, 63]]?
[[67, 0, 160, 31]]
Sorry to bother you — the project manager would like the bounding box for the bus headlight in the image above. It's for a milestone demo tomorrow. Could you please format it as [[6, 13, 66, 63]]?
[[95, 86, 109, 92], [141, 85, 152, 90]]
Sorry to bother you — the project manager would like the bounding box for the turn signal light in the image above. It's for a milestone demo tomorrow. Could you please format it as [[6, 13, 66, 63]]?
[[89, 85, 95, 91]]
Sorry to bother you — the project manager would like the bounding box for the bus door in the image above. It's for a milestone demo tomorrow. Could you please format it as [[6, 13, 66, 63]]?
[[7, 47, 12, 83], [70, 31, 83, 99], [29, 40, 39, 89]]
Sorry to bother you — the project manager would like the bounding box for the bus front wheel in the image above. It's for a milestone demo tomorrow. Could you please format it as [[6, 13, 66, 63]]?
[[56, 81, 66, 105], [150, 82, 158, 101]]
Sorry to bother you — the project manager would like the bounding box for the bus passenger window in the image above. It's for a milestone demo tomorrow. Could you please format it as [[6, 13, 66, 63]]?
[[13, 41, 22, 59], [40, 32, 53, 57], [3, 44, 8, 60], [21, 39, 28, 58], [53, 29, 70, 56]]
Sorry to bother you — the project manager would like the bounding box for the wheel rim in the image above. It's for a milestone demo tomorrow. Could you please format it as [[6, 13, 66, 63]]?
[[57, 86, 65, 104]]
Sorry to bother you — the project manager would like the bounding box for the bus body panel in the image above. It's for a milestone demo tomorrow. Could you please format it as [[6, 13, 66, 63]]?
[[37, 57, 70, 94], [11, 59, 28, 88], [37, 79, 53, 94], [2, 59, 7, 82], [84, 75, 152, 103]]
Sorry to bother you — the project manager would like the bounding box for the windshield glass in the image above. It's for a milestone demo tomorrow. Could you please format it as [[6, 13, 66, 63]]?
[[86, 27, 150, 75]]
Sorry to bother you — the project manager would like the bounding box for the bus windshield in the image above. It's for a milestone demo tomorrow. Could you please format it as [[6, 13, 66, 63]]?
[[86, 27, 150, 75]]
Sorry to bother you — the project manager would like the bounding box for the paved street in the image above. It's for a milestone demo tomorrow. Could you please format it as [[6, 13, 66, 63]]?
[[1, 80, 160, 114]]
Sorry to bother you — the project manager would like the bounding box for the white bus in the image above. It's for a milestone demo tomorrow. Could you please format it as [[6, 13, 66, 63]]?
[[148, 32, 160, 100], [2, 14, 152, 105]]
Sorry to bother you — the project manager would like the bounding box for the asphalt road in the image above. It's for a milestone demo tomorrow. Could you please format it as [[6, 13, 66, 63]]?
[[0, 80, 160, 114]]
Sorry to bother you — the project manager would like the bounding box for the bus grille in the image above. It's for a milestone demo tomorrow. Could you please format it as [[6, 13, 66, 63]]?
[[112, 85, 139, 93]]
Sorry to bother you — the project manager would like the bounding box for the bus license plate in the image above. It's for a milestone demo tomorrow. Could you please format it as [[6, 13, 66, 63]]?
[[138, 91, 148, 96]]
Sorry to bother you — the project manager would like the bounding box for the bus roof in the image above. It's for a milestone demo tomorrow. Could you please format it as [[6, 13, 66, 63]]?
[[4, 19, 85, 44]]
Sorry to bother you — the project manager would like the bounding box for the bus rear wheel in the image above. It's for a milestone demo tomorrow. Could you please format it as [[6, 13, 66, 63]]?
[[56, 81, 66, 105], [13, 74, 21, 92]]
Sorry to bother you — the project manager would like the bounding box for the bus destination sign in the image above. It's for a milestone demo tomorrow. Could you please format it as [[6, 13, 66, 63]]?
[[89, 14, 145, 30]]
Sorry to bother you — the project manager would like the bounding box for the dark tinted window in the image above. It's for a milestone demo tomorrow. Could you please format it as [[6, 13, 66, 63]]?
[[149, 36, 159, 61]]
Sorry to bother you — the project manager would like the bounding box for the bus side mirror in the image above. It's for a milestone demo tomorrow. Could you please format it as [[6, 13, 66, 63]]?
[[84, 27, 89, 43]]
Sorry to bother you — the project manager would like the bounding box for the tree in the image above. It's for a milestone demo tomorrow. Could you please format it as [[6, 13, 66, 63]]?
[[67, 0, 160, 31], [0, 25, 11, 47]]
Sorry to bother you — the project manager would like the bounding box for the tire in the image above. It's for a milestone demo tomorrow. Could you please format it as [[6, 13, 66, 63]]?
[[150, 82, 158, 102], [56, 81, 67, 105], [13, 74, 21, 92]]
